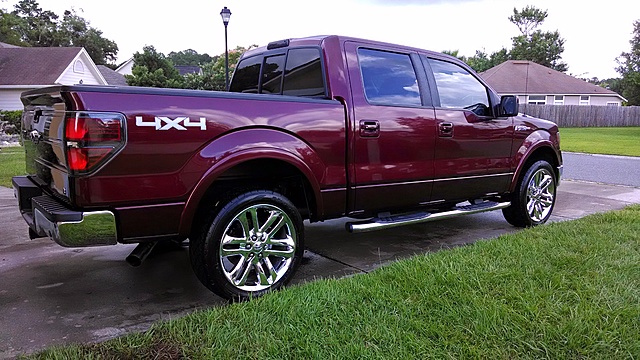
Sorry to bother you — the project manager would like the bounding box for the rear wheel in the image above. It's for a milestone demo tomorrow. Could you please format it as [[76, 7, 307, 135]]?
[[503, 160, 557, 227], [190, 190, 304, 301]]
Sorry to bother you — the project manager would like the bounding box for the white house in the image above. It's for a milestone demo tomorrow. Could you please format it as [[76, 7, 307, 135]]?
[[115, 58, 202, 76], [0, 43, 109, 111], [115, 57, 134, 76], [480, 60, 627, 106]]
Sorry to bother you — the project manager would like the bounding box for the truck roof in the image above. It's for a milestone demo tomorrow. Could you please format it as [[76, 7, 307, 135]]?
[[242, 35, 457, 63]]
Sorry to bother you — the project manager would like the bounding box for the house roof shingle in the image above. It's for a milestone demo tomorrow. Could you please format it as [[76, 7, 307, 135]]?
[[0, 42, 21, 48], [480, 60, 619, 96], [97, 65, 128, 86], [175, 65, 202, 76], [0, 47, 83, 85]]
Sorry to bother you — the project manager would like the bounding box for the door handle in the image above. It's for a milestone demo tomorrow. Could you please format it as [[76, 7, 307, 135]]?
[[359, 120, 380, 137], [438, 122, 453, 137]]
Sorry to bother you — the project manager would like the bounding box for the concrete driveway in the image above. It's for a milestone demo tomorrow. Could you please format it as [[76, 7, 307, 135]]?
[[1, 180, 640, 358]]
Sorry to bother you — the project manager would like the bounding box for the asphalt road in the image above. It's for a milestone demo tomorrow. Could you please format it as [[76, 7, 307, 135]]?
[[563, 152, 640, 187], [2, 152, 640, 358]]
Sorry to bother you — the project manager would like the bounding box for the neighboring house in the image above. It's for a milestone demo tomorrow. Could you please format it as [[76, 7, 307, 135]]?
[[175, 65, 202, 76], [115, 58, 202, 76], [480, 60, 627, 106], [0, 43, 113, 111], [115, 57, 134, 76]]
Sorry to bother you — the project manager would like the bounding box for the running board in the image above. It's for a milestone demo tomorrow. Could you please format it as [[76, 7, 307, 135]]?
[[346, 201, 511, 233]]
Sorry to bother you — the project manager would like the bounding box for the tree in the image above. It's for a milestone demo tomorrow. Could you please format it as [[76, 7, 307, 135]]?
[[508, 5, 547, 37], [445, 7, 566, 73], [508, 6, 568, 72], [5, 0, 118, 65], [58, 9, 118, 65], [125, 45, 184, 88], [11, 0, 59, 46], [581, 77, 624, 95], [0, 10, 26, 45], [183, 45, 256, 91], [465, 48, 510, 73], [168, 49, 214, 66], [442, 48, 509, 73], [616, 20, 640, 105]]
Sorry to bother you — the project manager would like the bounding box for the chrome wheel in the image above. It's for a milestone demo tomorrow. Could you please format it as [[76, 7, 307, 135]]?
[[503, 160, 557, 227], [526, 168, 555, 223], [219, 203, 296, 292]]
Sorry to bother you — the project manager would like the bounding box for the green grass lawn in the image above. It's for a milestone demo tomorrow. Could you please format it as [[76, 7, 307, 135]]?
[[560, 127, 640, 156], [0, 146, 25, 188], [32, 205, 640, 359]]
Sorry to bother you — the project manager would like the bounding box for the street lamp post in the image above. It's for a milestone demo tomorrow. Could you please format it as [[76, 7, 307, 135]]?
[[220, 6, 231, 91]]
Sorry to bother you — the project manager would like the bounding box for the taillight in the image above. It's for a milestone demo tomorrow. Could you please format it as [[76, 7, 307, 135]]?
[[64, 112, 125, 173]]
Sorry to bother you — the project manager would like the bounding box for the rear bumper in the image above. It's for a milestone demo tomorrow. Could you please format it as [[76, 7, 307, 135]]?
[[12, 176, 117, 247]]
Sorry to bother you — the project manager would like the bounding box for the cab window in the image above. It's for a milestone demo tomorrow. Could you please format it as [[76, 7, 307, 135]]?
[[261, 54, 285, 94], [426, 57, 490, 116], [229, 55, 261, 93], [230, 48, 325, 97]]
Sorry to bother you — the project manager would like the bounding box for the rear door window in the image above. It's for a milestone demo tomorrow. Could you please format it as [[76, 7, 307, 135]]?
[[283, 48, 325, 97], [358, 48, 421, 107]]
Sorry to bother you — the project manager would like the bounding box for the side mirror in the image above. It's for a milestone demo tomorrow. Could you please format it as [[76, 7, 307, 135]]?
[[499, 95, 518, 117]]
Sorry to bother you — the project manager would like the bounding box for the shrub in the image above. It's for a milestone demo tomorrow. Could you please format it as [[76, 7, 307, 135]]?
[[0, 110, 23, 130]]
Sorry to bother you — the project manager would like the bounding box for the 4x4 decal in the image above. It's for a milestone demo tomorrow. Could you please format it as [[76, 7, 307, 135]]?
[[135, 116, 207, 131]]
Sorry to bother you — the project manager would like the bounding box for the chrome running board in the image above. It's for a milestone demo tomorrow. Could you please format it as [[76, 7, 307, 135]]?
[[346, 201, 511, 233]]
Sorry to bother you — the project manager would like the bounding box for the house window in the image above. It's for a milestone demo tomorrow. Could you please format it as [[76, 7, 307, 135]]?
[[579, 95, 590, 105], [607, 102, 620, 106], [554, 95, 564, 105], [528, 95, 546, 105], [73, 60, 84, 74]]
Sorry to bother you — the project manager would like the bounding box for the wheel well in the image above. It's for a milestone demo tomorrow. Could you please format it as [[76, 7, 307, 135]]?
[[521, 146, 560, 181], [190, 158, 316, 237]]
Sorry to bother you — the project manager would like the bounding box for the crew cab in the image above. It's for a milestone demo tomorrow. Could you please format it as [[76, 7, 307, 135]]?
[[12, 35, 562, 301]]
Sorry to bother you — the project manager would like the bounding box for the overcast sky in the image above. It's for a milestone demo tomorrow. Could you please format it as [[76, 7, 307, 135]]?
[[2, 0, 639, 79]]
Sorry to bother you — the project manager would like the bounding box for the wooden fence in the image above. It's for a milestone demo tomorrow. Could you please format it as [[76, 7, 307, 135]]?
[[517, 105, 640, 127]]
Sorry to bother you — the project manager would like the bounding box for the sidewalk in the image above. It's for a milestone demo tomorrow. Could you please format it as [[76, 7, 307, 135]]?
[[1, 180, 640, 358]]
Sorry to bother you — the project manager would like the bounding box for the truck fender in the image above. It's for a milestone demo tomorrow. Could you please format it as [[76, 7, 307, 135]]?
[[509, 130, 561, 192], [178, 128, 325, 237]]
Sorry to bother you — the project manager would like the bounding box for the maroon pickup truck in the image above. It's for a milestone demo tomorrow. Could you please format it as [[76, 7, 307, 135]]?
[[13, 35, 562, 301]]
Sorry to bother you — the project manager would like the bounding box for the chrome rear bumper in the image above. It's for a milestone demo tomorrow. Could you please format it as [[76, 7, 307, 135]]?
[[12, 176, 117, 247]]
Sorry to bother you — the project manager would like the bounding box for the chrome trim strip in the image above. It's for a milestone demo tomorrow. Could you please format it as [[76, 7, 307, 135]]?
[[320, 187, 347, 193], [354, 173, 514, 189], [432, 172, 514, 182], [356, 179, 433, 189], [116, 202, 185, 210], [419, 199, 446, 205]]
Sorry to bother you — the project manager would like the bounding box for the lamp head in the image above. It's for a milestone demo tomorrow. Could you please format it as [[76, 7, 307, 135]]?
[[220, 7, 231, 26]]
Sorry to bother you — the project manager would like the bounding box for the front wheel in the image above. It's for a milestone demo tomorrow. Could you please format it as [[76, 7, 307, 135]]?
[[190, 190, 304, 301], [503, 160, 557, 227]]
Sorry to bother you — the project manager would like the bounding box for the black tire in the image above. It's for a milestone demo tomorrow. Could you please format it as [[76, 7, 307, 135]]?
[[189, 190, 304, 301], [503, 160, 557, 227]]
